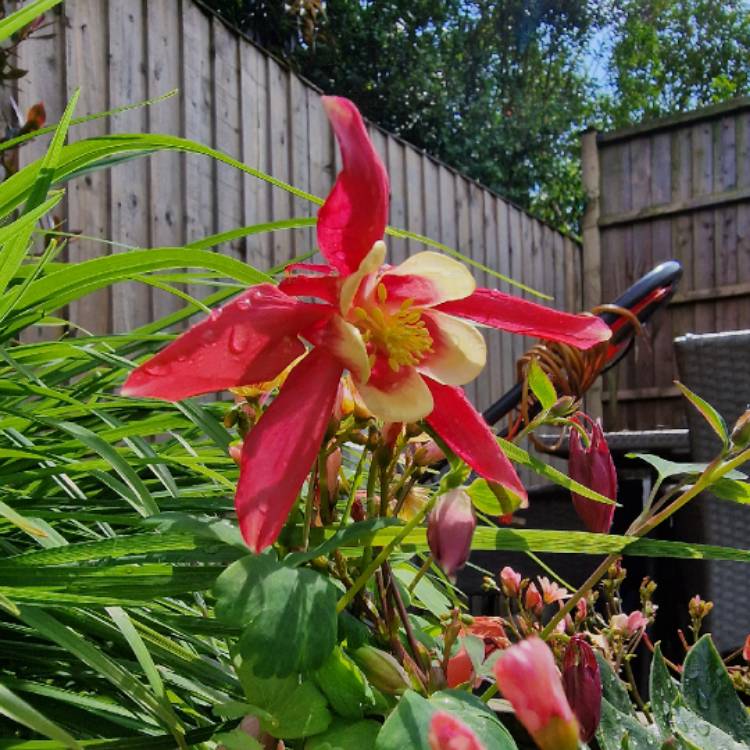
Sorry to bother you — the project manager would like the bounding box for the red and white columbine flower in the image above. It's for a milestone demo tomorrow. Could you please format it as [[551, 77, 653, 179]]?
[[123, 96, 611, 553]]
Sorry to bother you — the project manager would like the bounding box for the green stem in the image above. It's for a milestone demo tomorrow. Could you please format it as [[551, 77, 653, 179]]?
[[301, 463, 318, 552], [337, 492, 438, 614], [540, 447, 750, 639], [407, 554, 433, 594]]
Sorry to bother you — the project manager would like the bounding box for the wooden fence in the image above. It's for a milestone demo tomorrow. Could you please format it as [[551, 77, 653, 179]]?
[[6, 0, 581, 417], [582, 97, 750, 430]]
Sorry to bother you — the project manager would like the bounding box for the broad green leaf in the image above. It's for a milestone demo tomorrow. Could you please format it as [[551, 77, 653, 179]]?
[[466, 478, 504, 515], [527, 358, 556, 410], [0, 0, 62, 43], [649, 643, 681, 736], [313, 646, 375, 719], [681, 635, 750, 744], [211, 728, 263, 750], [375, 690, 517, 750], [0, 684, 82, 749], [305, 718, 380, 750], [675, 381, 729, 449], [215, 555, 338, 677], [595, 652, 634, 716], [237, 662, 332, 740], [596, 698, 662, 750], [709, 477, 750, 504], [672, 705, 748, 750]]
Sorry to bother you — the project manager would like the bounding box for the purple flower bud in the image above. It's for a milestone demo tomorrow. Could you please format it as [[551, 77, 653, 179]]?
[[427, 489, 476, 580], [569, 415, 617, 533], [562, 636, 602, 743]]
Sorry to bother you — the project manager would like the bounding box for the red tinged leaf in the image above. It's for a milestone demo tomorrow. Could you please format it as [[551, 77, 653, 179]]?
[[317, 96, 390, 275], [235, 347, 343, 552], [424, 378, 527, 503], [122, 284, 332, 401], [436, 287, 611, 349]]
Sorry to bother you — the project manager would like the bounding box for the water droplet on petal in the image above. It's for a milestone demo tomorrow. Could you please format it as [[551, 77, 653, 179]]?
[[229, 326, 249, 354], [143, 362, 170, 377], [237, 297, 252, 311]]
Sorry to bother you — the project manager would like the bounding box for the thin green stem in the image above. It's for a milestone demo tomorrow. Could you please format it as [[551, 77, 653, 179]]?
[[337, 493, 438, 614], [301, 464, 318, 552], [407, 554, 433, 594]]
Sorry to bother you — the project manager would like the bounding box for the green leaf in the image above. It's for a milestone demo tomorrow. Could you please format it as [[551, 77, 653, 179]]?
[[596, 698, 662, 750], [649, 643, 681, 736], [709, 478, 750, 504], [527, 358, 556, 410], [237, 662, 332, 740], [313, 646, 375, 719], [681, 635, 750, 744], [626, 453, 745, 482], [0, 0, 62, 43], [212, 728, 263, 750], [596, 652, 634, 716], [392, 562, 451, 617], [467, 478, 504, 515], [0, 684, 82, 749], [304, 718, 380, 749], [215, 555, 338, 677], [672, 705, 748, 750], [375, 690, 517, 750], [674, 381, 729, 449], [498, 437, 617, 506], [24, 90, 79, 213]]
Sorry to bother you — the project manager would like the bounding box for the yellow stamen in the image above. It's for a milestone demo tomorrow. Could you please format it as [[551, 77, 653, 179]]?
[[351, 296, 433, 372]]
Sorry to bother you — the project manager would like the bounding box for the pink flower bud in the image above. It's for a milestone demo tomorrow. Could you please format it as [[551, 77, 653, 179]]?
[[500, 566, 521, 597], [428, 711, 486, 750], [743, 635, 750, 663], [524, 582, 543, 614], [575, 597, 588, 621], [493, 637, 579, 750], [569, 415, 617, 534], [562, 636, 602, 743], [427, 489, 476, 580], [611, 611, 647, 635]]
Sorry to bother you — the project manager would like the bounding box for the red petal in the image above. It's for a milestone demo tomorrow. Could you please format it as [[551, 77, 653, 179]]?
[[278, 274, 340, 304], [235, 348, 343, 552], [122, 284, 332, 401], [285, 262, 335, 275], [436, 288, 611, 349], [317, 97, 389, 275], [425, 378, 527, 501]]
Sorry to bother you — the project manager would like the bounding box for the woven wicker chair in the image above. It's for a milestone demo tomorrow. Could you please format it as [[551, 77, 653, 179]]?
[[674, 331, 750, 653]]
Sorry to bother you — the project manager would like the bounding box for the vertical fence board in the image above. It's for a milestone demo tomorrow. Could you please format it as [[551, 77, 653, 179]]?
[[483, 194, 501, 407], [147, 0, 184, 321], [289, 74, 311, 259], [212, 18, 243, 260], [405, 146, 424, 256], [64, 0, 110, 333], [17, 5, 66, 341], [181, 1, 214, 303], [455, 176, 475, 404], [422, 157, 440, 243], [108, 0, 150, 332], [495, 200, 514, 396], [387, 138, 407, 264], [240, 41, 271, 271], [267, 61, 291, 267]]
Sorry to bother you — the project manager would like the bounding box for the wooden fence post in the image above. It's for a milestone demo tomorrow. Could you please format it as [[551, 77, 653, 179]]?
[[581, 128, 603, 420]]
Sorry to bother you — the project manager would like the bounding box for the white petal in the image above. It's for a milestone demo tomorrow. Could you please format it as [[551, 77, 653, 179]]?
[[339, 240, 386, 315], [418, 311, 487, 386], [357, 367, 434, 422], [386, 251, 475, 304]]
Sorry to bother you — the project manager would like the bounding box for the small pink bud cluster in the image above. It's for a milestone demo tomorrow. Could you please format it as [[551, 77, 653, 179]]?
[[610, 610, 648, 635]]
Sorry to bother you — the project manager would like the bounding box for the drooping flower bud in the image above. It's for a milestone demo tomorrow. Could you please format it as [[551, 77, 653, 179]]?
[[569, 415, 617, 533], [351, 645, 411, 695], [562, 636, 602, 743], [427, 489, 476, 580], [731, 409, 750, 449], [428, 711, 486, 750], [493, 637, 579, 750], [500, 566, 521, 597]]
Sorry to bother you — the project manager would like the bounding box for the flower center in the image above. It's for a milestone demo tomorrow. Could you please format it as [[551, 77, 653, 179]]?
[[351, 283, 433, 371]]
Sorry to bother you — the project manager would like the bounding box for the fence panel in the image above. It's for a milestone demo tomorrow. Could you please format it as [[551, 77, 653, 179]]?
[[4, 0, 578, 427], [585, 97, 750, 429]]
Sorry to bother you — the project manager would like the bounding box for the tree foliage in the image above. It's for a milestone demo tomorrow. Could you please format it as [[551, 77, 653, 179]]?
[[205, 0, 750, 234]]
